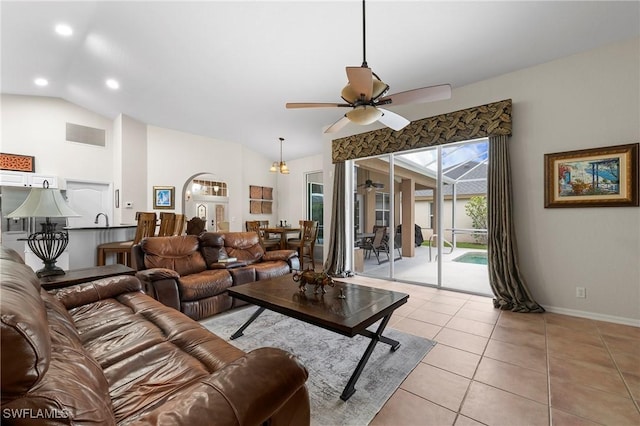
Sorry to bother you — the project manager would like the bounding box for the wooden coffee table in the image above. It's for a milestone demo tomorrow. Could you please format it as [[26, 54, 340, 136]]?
[[227, 274, 408, 401]]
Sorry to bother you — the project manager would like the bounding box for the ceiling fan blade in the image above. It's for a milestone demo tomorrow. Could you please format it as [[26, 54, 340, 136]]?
[[378, 84, 452, 106], [324, 115, 351, 134], [346, 67, 373, 100], [286, 102, 349, 109], [377, 108, 410, 131]]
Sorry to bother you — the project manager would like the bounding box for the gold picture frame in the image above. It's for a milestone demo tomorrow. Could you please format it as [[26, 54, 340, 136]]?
[[544, 143, 638, 208], [153, 186, 175, 209]]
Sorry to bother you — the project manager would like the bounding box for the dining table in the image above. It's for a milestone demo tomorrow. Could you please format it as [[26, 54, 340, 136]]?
[[264, 227, 301, 249]]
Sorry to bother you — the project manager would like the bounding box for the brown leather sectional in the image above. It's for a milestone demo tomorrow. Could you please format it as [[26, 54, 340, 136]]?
[[133, 232, 301, 320], [0, 246, 310, 425]]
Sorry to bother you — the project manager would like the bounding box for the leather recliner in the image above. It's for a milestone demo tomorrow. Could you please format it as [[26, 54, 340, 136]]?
[[133, 232, 300, 320], [0, 247, 310, 425]]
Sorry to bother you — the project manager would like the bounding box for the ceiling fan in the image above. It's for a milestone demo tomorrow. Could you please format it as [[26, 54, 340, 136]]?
[[286, 0, 452, 133], [357, 179, 384, 192]]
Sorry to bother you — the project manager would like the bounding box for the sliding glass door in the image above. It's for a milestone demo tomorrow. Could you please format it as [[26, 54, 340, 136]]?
[[351, 139, 491, 295]]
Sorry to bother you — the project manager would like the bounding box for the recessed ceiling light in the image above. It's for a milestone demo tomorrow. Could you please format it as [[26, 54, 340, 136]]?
[[55, 24, 73, 36], [34, 78, 49, 87], [105, 79, 120, 90]]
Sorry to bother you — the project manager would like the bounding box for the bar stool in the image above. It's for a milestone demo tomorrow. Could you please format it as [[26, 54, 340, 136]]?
[[97, 212, 156, 266]]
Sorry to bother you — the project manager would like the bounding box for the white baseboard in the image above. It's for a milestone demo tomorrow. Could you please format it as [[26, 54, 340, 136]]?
[[542, 305, 640, 327]]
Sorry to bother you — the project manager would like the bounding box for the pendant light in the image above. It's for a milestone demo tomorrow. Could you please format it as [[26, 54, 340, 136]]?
[[270, 137, 290, 174]]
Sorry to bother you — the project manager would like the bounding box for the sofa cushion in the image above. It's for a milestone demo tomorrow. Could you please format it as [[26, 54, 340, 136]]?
[[178, 269, 233, 302], [253, 261, 291, 280], [0, 259, 51, 398], [222, 232, 265, 264], [198, 232, 230, 266], [141, 235, 207, 276]]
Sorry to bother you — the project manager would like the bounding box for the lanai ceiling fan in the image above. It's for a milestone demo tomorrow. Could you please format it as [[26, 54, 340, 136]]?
[[358, 179, 384, 192], [286, 0, 452, 133]]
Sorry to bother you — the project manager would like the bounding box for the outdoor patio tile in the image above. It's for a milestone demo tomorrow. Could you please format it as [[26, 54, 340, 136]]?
[[490, 324, 547, 350], [434, 328, 488, 355], [400, 363, 471, 411], [474, 357, 548, 404], [422, 344, 481, 378], [550, 377, 640, 425], [445, 316, 495, 338], [455, 307, 499, 325], [551, 408, 603, 426], [391, 317, 441, 340], [460, 381, 549, 426], [408, 309, 452, 326], [484, 339, 547, 372], [370, 388, 457, 426]]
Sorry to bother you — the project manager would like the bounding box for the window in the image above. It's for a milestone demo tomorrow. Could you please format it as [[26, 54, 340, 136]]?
[[375, 193, 390, 227]]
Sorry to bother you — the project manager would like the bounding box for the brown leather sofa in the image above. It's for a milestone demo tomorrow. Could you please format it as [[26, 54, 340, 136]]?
[[0, 247, 310, 425], [133, 232, 300, 320]]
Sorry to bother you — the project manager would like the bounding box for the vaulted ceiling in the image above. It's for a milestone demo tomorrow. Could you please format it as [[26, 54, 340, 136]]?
[[2, 1, 638, 162]]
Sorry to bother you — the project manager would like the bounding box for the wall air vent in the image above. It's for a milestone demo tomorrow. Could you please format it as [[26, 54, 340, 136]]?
[[66, 123, 106, 147]]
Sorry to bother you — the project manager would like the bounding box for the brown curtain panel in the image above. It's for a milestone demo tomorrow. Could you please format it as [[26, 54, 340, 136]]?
[[324, 162, 348, 277], [488, 135, 545, 312]]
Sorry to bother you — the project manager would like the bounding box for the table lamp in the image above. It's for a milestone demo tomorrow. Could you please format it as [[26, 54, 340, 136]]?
[[7, 181, 80, 277]]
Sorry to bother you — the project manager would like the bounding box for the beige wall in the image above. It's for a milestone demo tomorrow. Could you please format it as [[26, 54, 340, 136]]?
[[323, 37, 640, 324]]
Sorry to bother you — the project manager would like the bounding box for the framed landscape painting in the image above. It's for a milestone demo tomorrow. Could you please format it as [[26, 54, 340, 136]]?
[[544, 143, 639, 208], [153, 186, 175, 209]]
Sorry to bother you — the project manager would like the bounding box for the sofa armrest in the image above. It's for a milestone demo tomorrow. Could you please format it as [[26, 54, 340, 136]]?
[[139, 347, 309, 425], [135, 268, 181, 310], [53, 275, 142, 309]]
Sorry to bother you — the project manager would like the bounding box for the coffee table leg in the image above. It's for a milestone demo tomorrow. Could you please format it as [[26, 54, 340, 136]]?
[[230, 306, 265, 340], [341, 313, 397, 401]]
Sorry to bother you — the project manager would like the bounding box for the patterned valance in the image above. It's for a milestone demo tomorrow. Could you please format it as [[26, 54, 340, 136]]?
[[332, 99, 512, 163]]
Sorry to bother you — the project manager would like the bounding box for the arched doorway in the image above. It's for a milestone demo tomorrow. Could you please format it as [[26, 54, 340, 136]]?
[[182, 173, 229, 231]]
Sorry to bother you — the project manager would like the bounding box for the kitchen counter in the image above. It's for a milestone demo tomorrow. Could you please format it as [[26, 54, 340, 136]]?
[[66, 226, 138, 268], [65, 224, 137, 230]]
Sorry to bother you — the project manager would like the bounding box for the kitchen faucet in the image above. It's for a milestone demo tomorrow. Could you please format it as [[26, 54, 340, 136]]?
[[94, 213, 109, 227]]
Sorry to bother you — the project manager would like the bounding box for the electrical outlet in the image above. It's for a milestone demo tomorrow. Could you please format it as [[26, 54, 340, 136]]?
[[125, 201, 133, 209], [576, 287, 586, 298]]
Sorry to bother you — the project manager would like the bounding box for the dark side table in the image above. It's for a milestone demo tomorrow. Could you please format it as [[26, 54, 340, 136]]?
[[39, 264, 136, 290]]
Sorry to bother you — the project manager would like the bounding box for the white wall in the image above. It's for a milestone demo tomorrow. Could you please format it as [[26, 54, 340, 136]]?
[[146, 126, 277, 232], [276, 154, 324, 227], [118, 115, 148, 224], [1, 95, 114, 184], [323, 37, 640, 324]]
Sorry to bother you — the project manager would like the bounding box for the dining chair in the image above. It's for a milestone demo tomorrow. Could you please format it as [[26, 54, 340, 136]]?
[[97, 212, 157, 266], [246, 220, 280, 251], [157, 212, 176, 237], [173, 214, 186, 235], [287, 220, 318, 270]]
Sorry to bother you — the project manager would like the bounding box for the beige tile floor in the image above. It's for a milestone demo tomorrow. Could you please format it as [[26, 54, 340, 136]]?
[[340, 275, 640, 426]]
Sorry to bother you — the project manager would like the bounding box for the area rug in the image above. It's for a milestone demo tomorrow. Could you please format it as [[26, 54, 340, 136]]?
[[201, 307, 435, 426]]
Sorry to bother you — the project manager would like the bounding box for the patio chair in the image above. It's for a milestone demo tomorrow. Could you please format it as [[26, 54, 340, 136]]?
[[362, 226, 389, 264]]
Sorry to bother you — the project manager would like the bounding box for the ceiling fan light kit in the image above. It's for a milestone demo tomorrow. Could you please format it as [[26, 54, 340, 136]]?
[[286, 0, 452, 134]]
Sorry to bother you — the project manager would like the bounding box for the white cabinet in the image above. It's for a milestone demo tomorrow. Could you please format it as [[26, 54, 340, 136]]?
[[0, 171, 58, 188]]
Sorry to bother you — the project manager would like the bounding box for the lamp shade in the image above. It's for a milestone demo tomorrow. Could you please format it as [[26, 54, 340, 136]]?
[[7, 188, 80, 218], [346, 105, 383, 125]]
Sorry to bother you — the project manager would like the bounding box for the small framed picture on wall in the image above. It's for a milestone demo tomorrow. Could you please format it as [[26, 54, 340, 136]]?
[[153, 186, 175, 209]]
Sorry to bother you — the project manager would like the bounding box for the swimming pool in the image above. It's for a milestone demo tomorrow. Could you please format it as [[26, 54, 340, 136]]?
[[452, 252, 488, 265]]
